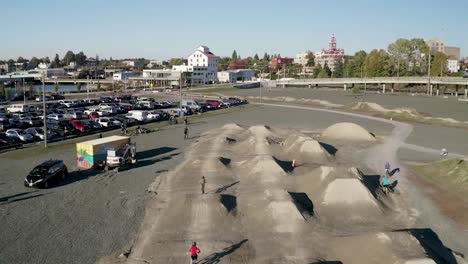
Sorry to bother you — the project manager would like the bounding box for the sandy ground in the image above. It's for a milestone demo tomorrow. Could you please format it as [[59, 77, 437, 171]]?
[[1, 103, 467, 264], [220, 87, 468, 122]]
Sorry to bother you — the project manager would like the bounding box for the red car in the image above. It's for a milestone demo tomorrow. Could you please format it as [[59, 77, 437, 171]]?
[[205, 100, 223, 108], [88, 112, 100, 119], [69, 120, 90, 133]]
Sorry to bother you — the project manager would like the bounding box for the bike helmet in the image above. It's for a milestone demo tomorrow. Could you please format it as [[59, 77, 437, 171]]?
[[192, 242, 196, 246], [384, 162, 391, 170]]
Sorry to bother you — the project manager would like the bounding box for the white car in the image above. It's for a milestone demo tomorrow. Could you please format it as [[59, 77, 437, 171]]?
[[95, 118, 121, 127], [147, 111, 160, 120], [47, 114, 64, 121], [5, 128, 34, 142]]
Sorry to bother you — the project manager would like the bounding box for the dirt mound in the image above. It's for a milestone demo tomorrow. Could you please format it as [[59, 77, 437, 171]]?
[[283, 134, 333, 162], [222, 123, 245, 132], [248, 125, 274, 137], [322, 122, 376, 142], [322, 178, 379, 208], [237, 156, 286, 182]]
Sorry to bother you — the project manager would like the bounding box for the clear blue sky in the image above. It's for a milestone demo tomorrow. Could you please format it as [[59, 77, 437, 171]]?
[[2, 0, 467, 60]]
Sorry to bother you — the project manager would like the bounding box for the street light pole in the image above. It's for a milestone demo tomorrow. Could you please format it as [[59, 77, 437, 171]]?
[[427, 52, 431, 95], [23, 78, 26, 104], [42, 73, 47, 148]]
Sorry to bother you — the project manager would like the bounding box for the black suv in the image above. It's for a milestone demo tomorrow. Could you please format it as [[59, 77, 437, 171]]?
[[24, 160, 68, 188], [46, 120, 75, 137]]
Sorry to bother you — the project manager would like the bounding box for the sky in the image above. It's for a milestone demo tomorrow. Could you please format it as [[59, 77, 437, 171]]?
[[1, 0, 467, 60]]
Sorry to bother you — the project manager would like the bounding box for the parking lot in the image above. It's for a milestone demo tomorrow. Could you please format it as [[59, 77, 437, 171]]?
[[0, 93, 248, 151]]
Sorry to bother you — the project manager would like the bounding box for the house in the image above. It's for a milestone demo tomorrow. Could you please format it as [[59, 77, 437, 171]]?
[[270, 57, 294, 69], [187, 45, 218, 84], [447, 60, 460, 73], [113, 71, 134, 81]]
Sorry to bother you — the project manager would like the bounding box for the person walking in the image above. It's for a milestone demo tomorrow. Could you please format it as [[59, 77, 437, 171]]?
[[184, 126, 189, 140], [199, 176, 206, 194], [188, 242, 201, 264]]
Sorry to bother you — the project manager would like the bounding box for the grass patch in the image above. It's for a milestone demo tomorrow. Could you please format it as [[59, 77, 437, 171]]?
[[410, 159, 468, 203], [0, 105, 254, 160], [184, 86, 240, 95]]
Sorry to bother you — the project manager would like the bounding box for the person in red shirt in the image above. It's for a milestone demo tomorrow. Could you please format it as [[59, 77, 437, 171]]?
[[188, 241, 201, 263]]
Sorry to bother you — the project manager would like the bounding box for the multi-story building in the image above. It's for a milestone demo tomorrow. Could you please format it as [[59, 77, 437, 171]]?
[[293, 51, 312, 66], [187, 45, 218, 84], [314, 34, 344, 71], [447, 59, 460, 73], [425, 39, 461, 60], [426, 39, 445, 53]]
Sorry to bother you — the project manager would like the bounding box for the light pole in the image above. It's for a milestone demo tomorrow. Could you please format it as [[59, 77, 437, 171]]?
[[179, 71, 183, 112], [427, 52, 431, 95], [42, 73, 47, 148], [23, 78, 26, 104]]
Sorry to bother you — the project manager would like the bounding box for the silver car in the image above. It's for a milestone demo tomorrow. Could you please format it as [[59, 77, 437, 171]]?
[[5, 128, 34, 142]]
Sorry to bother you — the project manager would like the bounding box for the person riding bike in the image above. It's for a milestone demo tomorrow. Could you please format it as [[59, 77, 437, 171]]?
[[188, 242, 201, 263]]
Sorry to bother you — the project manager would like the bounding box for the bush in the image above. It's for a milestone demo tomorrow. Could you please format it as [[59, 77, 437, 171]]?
[[352, 86, 360, 94]]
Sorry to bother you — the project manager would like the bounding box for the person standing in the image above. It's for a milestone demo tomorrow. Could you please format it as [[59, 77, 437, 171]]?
[[188, 242, 201, 264], [184, 126, 189, 140], [199, 176, 206, 194]]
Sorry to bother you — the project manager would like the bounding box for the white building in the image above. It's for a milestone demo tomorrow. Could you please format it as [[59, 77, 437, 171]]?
[[294, 51, 311, 66], [447, 59, 460, 73], [38, 68, 66, 78], [314, 35, 345, 71], [113, 71, 134, 81], [218, 69, 255, 83], [187, 45, 218, 84]]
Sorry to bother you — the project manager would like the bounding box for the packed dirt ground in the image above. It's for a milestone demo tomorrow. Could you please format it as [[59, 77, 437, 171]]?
[[1, 99, 467, 263]]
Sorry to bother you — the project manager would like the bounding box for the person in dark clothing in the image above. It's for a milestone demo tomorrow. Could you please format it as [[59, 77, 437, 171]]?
[[184, 126, 189, 140]]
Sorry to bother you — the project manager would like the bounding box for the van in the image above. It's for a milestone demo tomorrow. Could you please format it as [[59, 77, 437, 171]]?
[[182, 99, 201, 111], [126, 110, 148, 121], [7, 104, 34, 113]]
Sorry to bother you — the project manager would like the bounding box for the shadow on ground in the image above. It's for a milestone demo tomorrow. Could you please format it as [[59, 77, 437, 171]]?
[[392, 228, 463, 264], [199, 239, 248, 264], [0, 191, 49, 205], [137, 147, 177, 160]]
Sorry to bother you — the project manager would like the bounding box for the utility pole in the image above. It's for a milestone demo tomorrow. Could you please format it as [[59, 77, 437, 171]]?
[[179, 71, 182, 112], [427, 52, 431, 95], [23, 78, 26, 104], [42, 73, 47, 148]]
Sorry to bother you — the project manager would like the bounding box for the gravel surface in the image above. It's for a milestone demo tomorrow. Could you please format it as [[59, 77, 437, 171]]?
[[0, 103, 467, 264]]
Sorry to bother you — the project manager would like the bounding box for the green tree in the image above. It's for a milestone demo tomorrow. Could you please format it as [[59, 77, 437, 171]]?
[[17, 56, 27, 64], [231, 50, 238, 60], [313, 64, 322, 78], [263, 53, 270, 62], [54, 83, 59, 93], [5, 88, 10, 99], [306, 53, 315, 66], [75, 52, 87, 66], [318, 63, 331, 78], [333, 60, 344, 78], [51, 54, 61, 68], [62, 51, 76, 66], [169, 58, 183, 67], [253, 54, 260, 61], [76, 83, 82, 92], [30, 57, 41, 69], [352, 85, 360, 94], [365, 49, 392, 77], [431, 51, 448, 77], [351, 51, 367, 77]]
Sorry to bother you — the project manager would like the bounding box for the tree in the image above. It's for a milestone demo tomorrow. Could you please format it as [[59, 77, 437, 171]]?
[[218, 57, 230, 71], [228, 59, 245, 70], [17, 56, 27, 64], [333, 60, 344, 78], [351, 51, 367, 77], [30, 57, 41, 69], [253, 54, 260, 61], [54, 83, 59, 93], [28, 83, 35, 95], [263, 53, 270, 62], [76, 83, 82, 92], [51, 54, 61, 68], [75, 52, 87, 66], [365, 49, 392, 77], [231, 50, 238, 61], [313, 64, 323, 78], [430, 51, 448, 77], [62, 51, 76, 66], [169, 58, 184, 67], [306, 53, 315, 66]]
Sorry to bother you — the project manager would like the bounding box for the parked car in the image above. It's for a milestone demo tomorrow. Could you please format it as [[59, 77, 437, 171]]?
[[46, 120, 75, 137], [58, 100, 77, 108], [205, 100, 224, 108], [47, 114, 64, 121], [0, 132, 21, 148], [25, 127, 47, 141], [35, 96, 52, 102], [64, 109, 83, 120], [96, 118, 121, 127], [81, 119, 102, 130], [69, 120, 90, 133], [87, 112, 100, 119], [50, 94, 65, 100], [20, 116, 42, 127], [5, 128, 34, 142], [24, 160, 68, 188], [0, 120, 12, 131]]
